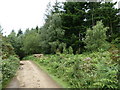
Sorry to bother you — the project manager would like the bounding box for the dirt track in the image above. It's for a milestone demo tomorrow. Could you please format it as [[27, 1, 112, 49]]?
[[6, 60, 61, 88]]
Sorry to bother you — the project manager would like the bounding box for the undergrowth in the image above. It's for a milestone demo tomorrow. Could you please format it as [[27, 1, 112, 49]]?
[[23, 51, 119, 88]]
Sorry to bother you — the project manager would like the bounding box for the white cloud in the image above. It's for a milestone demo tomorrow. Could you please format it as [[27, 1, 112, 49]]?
[[0, 0, 51, 35]]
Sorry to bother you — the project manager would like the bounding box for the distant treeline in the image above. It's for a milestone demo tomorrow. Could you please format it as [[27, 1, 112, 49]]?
[[4, 1, 120, 58]]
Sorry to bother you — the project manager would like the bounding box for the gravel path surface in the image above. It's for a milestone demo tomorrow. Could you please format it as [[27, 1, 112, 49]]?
[[6, 60, 61, 88]]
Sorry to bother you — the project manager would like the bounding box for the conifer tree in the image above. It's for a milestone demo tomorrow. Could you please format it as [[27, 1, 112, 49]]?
[[84, 21, 109, 52]]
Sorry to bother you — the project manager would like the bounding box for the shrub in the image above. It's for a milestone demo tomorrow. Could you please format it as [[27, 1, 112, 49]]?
[[63, 47, 68, 54], [84, 21, 109, 52], [1, 55, 19, 87], [68, 46, 73, 54]]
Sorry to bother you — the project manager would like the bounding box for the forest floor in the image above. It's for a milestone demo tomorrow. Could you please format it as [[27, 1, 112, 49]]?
[[6, 60, 61, 88]]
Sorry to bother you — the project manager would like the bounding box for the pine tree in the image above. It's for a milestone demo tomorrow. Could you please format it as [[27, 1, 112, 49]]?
[[84, 21, 109, 52], [17, 29, 23, 37], [61, 2, 87, 53]]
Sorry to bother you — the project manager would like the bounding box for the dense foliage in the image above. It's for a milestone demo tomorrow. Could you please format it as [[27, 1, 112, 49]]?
[[0, 28, 19, 88], [24, 51, 119, 88], [7, 30, 25, 59], [6, 1, 120, 57], [84, 21, 109, 52], [61, 1, 120, 53], [1, 1, 120, 89], [1, 56, 19, 87]]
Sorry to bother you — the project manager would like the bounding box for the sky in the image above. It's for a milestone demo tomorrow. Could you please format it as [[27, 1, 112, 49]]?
[[0, 0, 119, 36]]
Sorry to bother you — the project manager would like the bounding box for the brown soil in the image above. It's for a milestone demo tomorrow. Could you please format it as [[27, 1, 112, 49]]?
[[6, 60, 61, 88]]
